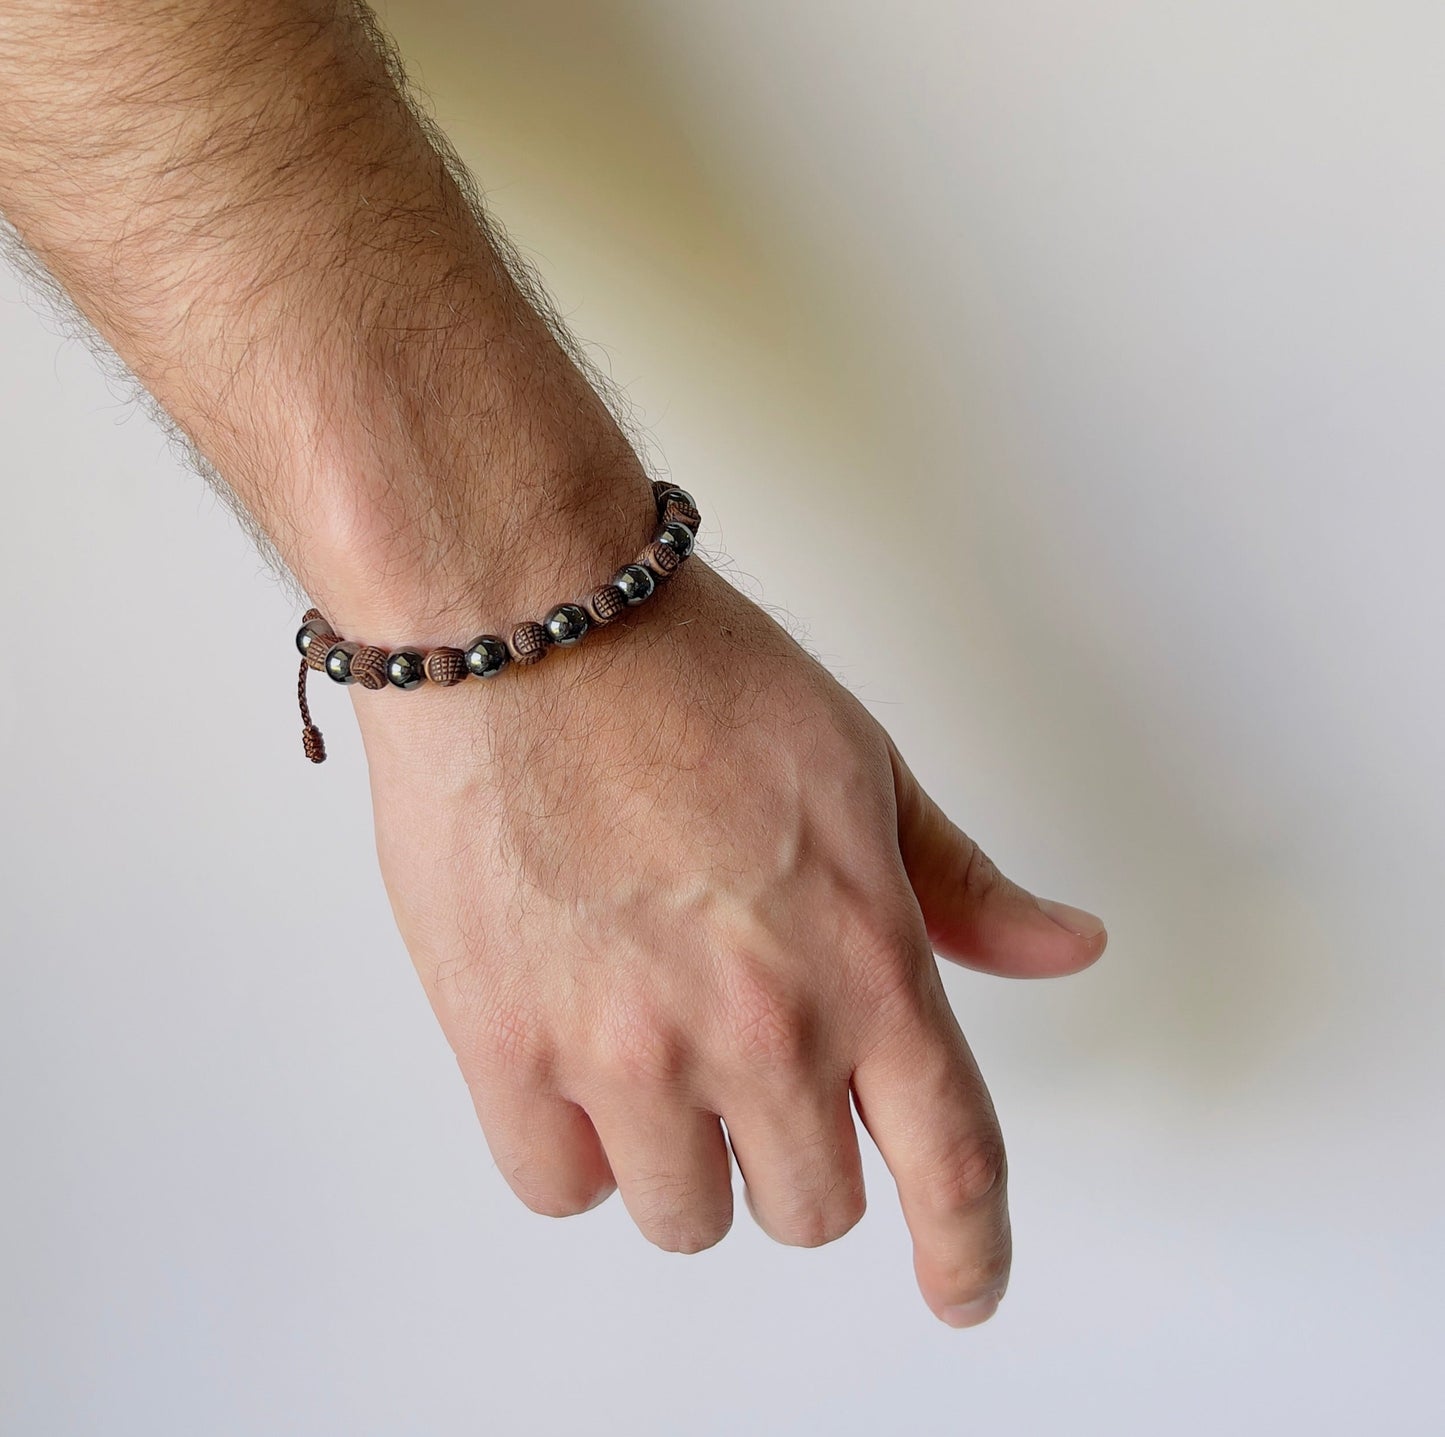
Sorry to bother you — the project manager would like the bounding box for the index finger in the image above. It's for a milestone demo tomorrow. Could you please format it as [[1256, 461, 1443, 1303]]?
[[852, 972, 1012, 1328]]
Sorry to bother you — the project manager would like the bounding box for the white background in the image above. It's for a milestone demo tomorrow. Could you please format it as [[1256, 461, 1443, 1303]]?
[[2, 2, 1441, 1432]]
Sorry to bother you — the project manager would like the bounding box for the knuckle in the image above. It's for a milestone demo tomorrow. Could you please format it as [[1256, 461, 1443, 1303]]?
[[958, 837, 1001, 904], [463, 999, 553, 1086], [722, 966, 812, 1074], [599, 1002, 688, 1088], [923, 1131, 1009, 1216], [841, 912, 931, 1032]]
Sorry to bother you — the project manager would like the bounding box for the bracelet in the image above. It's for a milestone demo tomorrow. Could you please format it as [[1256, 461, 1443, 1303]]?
[[292, 479, 701, 764]]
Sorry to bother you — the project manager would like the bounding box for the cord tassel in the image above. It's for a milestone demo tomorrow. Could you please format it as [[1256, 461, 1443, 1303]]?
[[298, 656, 326, 762], [298, 606, 328, 763]]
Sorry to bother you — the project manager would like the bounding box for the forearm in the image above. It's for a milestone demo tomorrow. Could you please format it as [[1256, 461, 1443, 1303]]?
[[0, 0, 653, 641]]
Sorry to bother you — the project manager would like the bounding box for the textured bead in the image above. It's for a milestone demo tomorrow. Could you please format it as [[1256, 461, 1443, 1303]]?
[[424, 648, 470, 686], [349, 645, 390, 690], [510, 621, 551, 665], [613, 563, 657, 605], [639, 539, 682, 577], [663, 497, 702, 531], [386, 650, 426, 690], [295, 618, 332, 657], [656, 519, 696, 560], [304, 634, 338, 672], [464, 634, 511, 678], [589, 584, 627, 624], [656, 485, 701, 529], [325, 641, 361, 684], [544, 603, 590, 647]]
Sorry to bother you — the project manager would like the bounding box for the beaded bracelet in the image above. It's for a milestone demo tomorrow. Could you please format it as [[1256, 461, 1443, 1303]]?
[[293, 479, 701, 763]]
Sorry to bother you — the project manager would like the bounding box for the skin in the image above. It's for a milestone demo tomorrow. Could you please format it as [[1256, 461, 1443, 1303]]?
[[0, 0, 1106, 1327]]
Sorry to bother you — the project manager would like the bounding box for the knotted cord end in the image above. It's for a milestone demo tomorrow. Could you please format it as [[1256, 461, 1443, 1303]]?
[[302, 722, 327, 763]]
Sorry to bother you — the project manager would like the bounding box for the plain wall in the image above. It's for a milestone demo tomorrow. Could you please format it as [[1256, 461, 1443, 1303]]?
[[2, 2, 1441, 1432]]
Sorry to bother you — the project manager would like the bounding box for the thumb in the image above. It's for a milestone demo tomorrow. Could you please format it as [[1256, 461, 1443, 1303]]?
[[886, 736, 1108, 978]]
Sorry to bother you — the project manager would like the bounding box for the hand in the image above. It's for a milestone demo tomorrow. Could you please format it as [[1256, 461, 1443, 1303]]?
[[352, 556, 1107, 1327], [0, 0, 1104, 1330]]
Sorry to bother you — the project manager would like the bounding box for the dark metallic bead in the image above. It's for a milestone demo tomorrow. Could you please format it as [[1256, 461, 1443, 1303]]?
[[656, 520, 696, 560], [324, 641, 360, 685], [613, 563, 656, 606], [386, 649, 426, 690], [295, 618, 331, 657], [544, 603, 591, 647], [464, 634, 511, 678]]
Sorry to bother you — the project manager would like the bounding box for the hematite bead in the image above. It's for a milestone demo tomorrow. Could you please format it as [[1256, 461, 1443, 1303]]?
[[544, 603, 590, 647], [295, 618, 332, 657], [386, 650, 426, 690], [464, 634, 510, 678], [589, 584, 627, 624], [613, 563, 656, 606], [350, 645, 390, 690], [510, 621, 551, 665], [424, 648, 470, 686], [324, 641, 360, 684], [656, 520, 696, 560]]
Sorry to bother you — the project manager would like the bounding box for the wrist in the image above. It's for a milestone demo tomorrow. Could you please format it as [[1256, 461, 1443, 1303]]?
[[297, 438, 661, 649], [226, 307, 659, 645]]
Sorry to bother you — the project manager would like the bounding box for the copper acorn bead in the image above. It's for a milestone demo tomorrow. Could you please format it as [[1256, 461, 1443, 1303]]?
[[304, 633, 338, 671], [424, 648, 470, 686], [589, 584, 627, 623], [640, 539, 682, 577], [350, 645, 390, 690], [510, 621, 551, 665], [464, 634, 510, 678], [386, 650, 426, 690], [656, 486, 701, 529]]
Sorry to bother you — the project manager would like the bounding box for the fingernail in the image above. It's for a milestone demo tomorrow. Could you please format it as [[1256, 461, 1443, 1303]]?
[[940, 1293, 1001, 1329], [1036, 898, 1107, 941]]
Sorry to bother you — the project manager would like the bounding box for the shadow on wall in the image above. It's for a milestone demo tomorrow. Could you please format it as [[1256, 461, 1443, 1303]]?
[[382, 0, 1338, 1099]]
